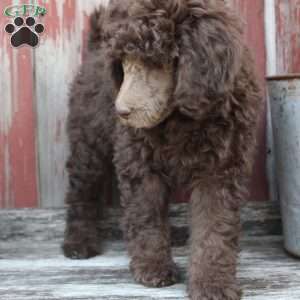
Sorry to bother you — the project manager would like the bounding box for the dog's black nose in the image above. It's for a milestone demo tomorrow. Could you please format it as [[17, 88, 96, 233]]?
[[117, 108, 131, 118]]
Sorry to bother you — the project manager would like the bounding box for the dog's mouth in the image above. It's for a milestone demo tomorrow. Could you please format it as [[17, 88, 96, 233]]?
[[118, 105, 173, 129]]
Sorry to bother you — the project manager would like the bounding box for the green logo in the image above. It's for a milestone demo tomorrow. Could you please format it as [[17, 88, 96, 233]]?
[[4, 4, 47, 18]]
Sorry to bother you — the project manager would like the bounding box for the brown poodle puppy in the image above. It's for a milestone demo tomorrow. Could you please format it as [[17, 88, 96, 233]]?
[[63, 0, 262, 299]]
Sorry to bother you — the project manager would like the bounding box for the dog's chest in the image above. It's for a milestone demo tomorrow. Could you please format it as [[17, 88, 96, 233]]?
[[149, 122, 205, 185]]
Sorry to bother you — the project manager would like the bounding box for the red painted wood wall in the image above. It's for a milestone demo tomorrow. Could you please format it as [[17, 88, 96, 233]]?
[[0, 0, 298, 208], [229, 0, 268, 202], [0, 0, 38, 208], [0, 0, 104, 208], [275, 0, 300, 74]]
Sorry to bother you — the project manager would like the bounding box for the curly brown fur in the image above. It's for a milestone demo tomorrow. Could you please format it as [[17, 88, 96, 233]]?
[[63, 0, 262, 299]]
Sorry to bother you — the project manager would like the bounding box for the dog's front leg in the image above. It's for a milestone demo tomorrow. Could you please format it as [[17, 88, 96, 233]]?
[[120, 173, 179, 288], [188, 184, 242, 300]]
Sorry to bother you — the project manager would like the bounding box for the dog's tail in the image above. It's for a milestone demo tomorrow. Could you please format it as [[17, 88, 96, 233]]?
[[88, 5, 107, 51]]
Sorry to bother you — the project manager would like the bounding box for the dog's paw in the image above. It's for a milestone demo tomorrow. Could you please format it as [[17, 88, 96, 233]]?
[[188, 282, 241, 300], [130, 259, 180, 288], [62, 238, 101, 259]]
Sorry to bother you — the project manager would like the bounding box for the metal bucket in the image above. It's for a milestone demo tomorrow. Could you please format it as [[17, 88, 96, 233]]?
[[267, 74, 300, 257]]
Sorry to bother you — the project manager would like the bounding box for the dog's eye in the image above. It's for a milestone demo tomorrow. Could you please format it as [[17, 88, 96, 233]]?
[[112, 60, 124, 88]]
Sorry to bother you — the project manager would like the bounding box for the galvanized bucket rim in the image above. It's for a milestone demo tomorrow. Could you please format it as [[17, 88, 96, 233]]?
[[267, 74, 300, 81]]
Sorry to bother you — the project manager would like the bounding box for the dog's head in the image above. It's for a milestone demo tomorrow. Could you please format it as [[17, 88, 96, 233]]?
[[103, 0, 243, 128]]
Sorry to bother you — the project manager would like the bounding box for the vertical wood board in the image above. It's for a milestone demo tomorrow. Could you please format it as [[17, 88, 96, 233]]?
[[275, 0, 300, 74], [228, 0, 269, 201], [34, 0, 108, 208], [4, 0, 296, 208], [0, 0, 39, 208]]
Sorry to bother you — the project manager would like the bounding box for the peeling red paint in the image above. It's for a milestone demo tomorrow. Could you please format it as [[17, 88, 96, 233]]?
[[0, 0, 269, 207], [1, 0, 15, 208], [0, 1, 39, 208], [9, 48, 38, 208], [276, 0, 300, 73], [0, 0, 11, 207], [0, 134, 3, 206], [225, 0, 268, 202], [35, 0, 77, 41], [228, 0, 266, 83], [39, 0, 60, 41], [62, 0, 77, 35], [235, 0, 268, 202], [4, 0, 300, 207]]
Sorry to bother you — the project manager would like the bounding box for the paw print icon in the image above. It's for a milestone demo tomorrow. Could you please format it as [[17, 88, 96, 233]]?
[[5, 17, 45, 48]]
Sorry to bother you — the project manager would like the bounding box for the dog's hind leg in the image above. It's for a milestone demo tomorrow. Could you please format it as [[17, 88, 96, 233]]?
[[62, 109, 114, 259]]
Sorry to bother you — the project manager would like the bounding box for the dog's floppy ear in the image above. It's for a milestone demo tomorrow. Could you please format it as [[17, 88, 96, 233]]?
[[174, 2, 243, 119]]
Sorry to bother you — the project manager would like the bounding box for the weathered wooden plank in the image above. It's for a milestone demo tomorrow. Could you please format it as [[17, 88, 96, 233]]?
[[33, 0, 270, 207], [275, 0, 300, 74], [228, 0, 266, 80], [34, 0, 108, 208], [0, 0, 39, 208], [227, 0, 268, 202], [0, 237, 300, 300], [0, 203, 297, 300], [0, 202, 282, 249]]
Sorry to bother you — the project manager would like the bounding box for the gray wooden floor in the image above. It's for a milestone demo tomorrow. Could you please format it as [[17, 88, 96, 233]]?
[[0, 203, 300, 300]]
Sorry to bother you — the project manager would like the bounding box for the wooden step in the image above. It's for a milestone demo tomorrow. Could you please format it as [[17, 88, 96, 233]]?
[[1, 203, 299, 300], [0, 202, 282, 245]]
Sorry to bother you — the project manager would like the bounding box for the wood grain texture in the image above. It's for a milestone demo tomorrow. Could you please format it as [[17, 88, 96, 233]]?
[[1, 237, 300, 300], [227, 0, 268, 202], [275, 0, 300, 74], [34, 0, 108, 208], [0, 202, 282, 249], [1, 203, 299, 300], [4, 0, 300, 208], [228, 0, 266, 80], [0, 0, 39, 209], [35, 0, 268, 207]]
